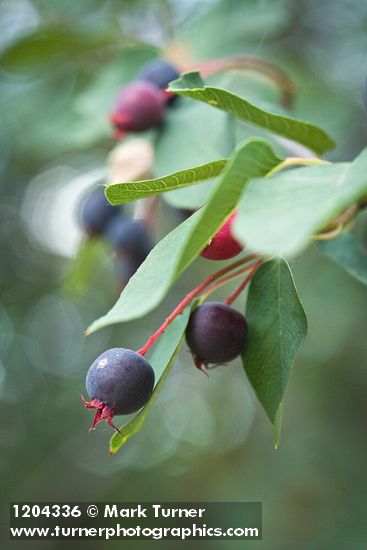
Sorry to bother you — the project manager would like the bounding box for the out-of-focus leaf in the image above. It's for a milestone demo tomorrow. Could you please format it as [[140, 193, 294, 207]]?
[[0, 27, 119, 72], [86, 138, 282, 333], [318, 232, 367, 286], [179, 0, 291, 59], [105, 159, 226, 205], [63, 238, 110, 296], [234, 148, 367, 258], [242, 258, 307, 441], [109, 304, 193, 454], [168, 72, 335, 155], [273, 405, 283, 450]]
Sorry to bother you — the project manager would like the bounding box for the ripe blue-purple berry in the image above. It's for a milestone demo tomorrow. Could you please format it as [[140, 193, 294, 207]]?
[[137, 59, 180, 103], [82, 348, 155, 432], [185, 301, 248, 372], [105, 216, 152, 263], [115, 255, 146, 288], [79, 186, 121, 236], [110, 81, 165, 139]]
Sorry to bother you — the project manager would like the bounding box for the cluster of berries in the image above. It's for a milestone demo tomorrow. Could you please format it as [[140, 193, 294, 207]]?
[[79, 185, 152, 286], [82, 211, 249, 433], [81, 55, 251, 434], [110, 59, 180, 139]]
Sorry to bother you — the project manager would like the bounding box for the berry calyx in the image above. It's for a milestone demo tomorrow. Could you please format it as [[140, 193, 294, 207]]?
[[82, 348, 155, 432], [137, 59, 180, 103], [79, 186, 121, 236], [185, 301, 248, 372], [200, 212, 244, 260], [110, 81, 165, 139]]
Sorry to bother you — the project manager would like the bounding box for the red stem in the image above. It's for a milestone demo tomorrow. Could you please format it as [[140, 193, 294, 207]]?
[[137, 253, 258, 356], [225, 259, 263, 305], [200, 261, 259, 301]]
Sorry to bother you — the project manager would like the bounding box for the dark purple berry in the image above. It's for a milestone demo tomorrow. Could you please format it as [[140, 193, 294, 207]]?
[[137, 59, 180, 103], [185, 301, 248, 371], [110, 81, 165, 139], [105, 216, 153, 262], [115, 256, 145, 288], [82, 348, 155, 432], [79, 186, 121, 236]]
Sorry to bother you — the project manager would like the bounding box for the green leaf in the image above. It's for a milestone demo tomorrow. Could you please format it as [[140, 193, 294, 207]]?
[[169, 72, 335, 155], [181, 0, 291, 60], [242, 258, 307, 439], [86, 211, 201, 332], [234, 148, 367, 258], [175, 139, 282, 275], [87, 138, 282, 333], [105, 159, 227, 205], [63, 238, 109, 296], [154, 100, 233, 209], [0, 27, 119, 73], [109, 304, 192, 454], [318, 232, 367, 286]]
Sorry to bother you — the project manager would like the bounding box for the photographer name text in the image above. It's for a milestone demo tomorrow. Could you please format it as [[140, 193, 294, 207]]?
[[104, 504, 206, 519]]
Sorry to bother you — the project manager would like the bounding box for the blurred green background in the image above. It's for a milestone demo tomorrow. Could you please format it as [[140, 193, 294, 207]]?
[[1, 0, 367, 548]]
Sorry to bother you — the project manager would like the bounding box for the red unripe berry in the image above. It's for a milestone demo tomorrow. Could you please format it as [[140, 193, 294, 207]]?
[[110, 81, 165, 139], [200, 211, 243, 260]]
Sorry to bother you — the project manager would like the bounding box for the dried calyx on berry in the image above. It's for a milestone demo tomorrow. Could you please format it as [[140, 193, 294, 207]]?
[[185, 301, 248, 373], [79, 186, 121, 236], [82, 348, 155, 432], [110, 81, 165, 139], [137, 59, 180, 103], [200, 211, 244, 261]]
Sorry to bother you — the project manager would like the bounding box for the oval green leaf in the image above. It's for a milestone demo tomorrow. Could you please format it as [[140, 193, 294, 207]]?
[[318, 232, 367, 286], [242, 258, 307, 441], [105, 159, 227, 205], [234, 148, 367, 258], [168, 71, 335, 155]]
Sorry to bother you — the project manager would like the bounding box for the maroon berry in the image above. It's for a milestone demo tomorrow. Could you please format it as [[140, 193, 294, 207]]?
[[81, 348, 154, 432], [110, 81, 165, 139], [200, 212, 244, 260], [185, 301, 248, 371]]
